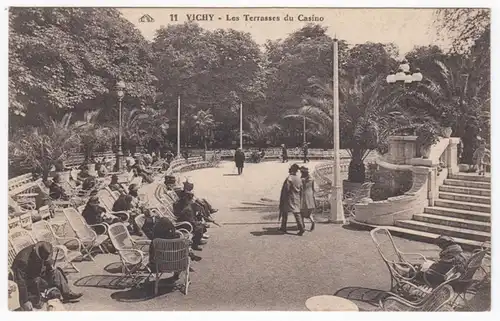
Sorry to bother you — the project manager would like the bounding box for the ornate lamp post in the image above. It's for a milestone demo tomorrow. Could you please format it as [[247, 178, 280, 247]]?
[[115, 80, 125, 172], [386, 60, 423, 85]]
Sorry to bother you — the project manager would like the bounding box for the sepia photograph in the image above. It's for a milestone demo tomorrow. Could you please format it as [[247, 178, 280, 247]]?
[[6, 4, 491, 312]]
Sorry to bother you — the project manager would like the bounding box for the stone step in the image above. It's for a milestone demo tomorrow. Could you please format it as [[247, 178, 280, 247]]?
[[381, 225, 490, 250], [443, 179, 490, 190], [438, 192, 490, 205], [448, 173, 491, 183], [424, 206, 490, 222], [394, 220, 490, 242], [439, 185, 490, 197], [434, 199, 491, 213], [413, 213, 491, 232]]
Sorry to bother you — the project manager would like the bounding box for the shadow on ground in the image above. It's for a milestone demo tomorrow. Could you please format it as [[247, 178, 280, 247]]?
[[73, 274, 147, 290], [110, 277, 181, 302], [334, 286, 390, 311], [250, 226, 301, 237]]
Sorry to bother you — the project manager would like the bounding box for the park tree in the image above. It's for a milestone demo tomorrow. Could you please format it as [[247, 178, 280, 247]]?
[[193, 109, 216, 155], [9, 8, 157, 130], [434, 9, 490, 54], [264, 24, 348, 124], [152, 22, 266, 147]]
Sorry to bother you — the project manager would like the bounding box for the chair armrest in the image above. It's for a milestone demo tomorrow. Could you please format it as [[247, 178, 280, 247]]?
[[387, 260, 418, 280], [175, 221, 193, 233], [380, 296, 418, 311], [119, 249, 146, 265], [401, 251, 428, 262], [58, 237, 83, 253], [89, 223, 108, 235], [52, 245, 70, 262], [107, 211, 130, 222]]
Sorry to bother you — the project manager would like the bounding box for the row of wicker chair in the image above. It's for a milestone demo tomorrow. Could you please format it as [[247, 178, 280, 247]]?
[[370, 227, 489, 311]]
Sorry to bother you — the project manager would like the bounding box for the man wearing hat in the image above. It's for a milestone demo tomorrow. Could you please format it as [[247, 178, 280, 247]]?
[[11, 241, 82, 310], [302, 142, 310, 163], [420, 235, 467, 286], [48, 173, 69, 201], [176, 189, 207, 251], [82, 196, 120, 230], [281, 144, 288, 163], [278, 164, 305, 235]]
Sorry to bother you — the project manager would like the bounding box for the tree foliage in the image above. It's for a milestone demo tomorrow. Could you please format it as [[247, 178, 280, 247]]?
[[434, 9, 490, 54], [9, 8, 157, 127]]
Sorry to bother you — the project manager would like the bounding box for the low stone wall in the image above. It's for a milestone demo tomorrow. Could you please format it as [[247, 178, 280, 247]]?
[[354, 166, 429, 225]]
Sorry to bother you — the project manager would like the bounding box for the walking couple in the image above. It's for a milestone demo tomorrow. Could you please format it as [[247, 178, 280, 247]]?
[[278, 163, 316, 236]]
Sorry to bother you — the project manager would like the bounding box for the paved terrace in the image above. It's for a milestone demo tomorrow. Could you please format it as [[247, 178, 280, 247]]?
[[58, 161, 486, 311]]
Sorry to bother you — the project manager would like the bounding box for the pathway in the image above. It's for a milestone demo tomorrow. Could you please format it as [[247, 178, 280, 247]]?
[[66, 160, 442, 311]]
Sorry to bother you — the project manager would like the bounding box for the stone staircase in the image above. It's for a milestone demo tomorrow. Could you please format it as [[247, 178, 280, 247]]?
[[388, 173, 491, 249]]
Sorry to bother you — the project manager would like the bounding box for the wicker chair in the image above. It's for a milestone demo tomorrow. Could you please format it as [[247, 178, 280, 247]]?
[[380, 285, 455, 311], [95, 188, 131, 224], [108, 222, 151, 286], [449, 249, 487, 308], [62, 207, 109, 260], [151, 234, 191, 296], [370, 227, 429, 295], [31, 220, 83, 273]]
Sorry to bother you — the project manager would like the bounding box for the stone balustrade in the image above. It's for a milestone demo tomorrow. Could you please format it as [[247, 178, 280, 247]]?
[[353, 137, 460, 225]]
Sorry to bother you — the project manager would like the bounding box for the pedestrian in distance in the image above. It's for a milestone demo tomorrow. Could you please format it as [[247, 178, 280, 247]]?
[[281, 144, 288, 163], [278, 163, 305, 236], [300, 166, 316, 231], [302, 142, 310, 163], [234, 148, 246, 175]]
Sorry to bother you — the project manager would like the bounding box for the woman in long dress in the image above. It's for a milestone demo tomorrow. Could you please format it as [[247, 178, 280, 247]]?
[[300, 166, 316, 231]]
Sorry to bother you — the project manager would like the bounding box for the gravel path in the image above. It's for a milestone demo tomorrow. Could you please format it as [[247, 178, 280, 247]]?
[[65, 160, 441, 311]]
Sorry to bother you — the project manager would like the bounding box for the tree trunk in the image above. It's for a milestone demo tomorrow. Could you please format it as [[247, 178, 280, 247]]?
[[203, 137, 207, 161], [348, 148, 365, 183]]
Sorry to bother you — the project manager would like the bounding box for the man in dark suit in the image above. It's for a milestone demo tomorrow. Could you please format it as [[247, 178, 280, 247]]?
[[176, 190, 207, 251], [234, 148, 245, 175], [11, 241, 82, 310]]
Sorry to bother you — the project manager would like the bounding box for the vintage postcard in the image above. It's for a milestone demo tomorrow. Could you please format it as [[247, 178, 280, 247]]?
[[7, 6, 491, 312]]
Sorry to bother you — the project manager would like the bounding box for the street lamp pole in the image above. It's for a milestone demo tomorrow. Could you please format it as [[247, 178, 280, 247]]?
[[240, 101, 243, 150], [177, 95, 181, 157], [330, 38, 345, 224], [303, 116, 306, 144], [115, 80, 125, 172]]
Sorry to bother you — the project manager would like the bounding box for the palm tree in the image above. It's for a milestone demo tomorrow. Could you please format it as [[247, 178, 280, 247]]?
[[243, 115, 282, 147], [410, 59, 490, 164], [193, 109, 215, 155], [9, 113, 80, 180], [74, 110, 115, 161], [287, 75, 415, 183]]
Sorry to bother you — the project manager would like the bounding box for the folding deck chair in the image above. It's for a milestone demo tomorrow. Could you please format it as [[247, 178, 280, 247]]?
[[108, 222, 151, 287], [31, 220, 83, 273], [62, 207, 110, 260]]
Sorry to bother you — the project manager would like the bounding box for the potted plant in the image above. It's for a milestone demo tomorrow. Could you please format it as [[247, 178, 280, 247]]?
[[440, 111, 454, 138], [416, 124, 440, 159]]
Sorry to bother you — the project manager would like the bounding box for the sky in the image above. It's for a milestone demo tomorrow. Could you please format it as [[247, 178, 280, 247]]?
[[119, 8, 452, 57]]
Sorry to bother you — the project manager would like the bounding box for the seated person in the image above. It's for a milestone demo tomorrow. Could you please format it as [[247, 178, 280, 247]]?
[[176, 190, 207, 251], [48, 174, 69, 201], [418, 235, 467, 287], [182, 180, 218, 216], [97, 161, 108, 178], [132, 157, 154, 184], [11, 241, 82, 311], [82, 196, 119, 229], [112, 186, 143, 235], [108, 174, 127, 195], [165, 150, 175, 163]]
